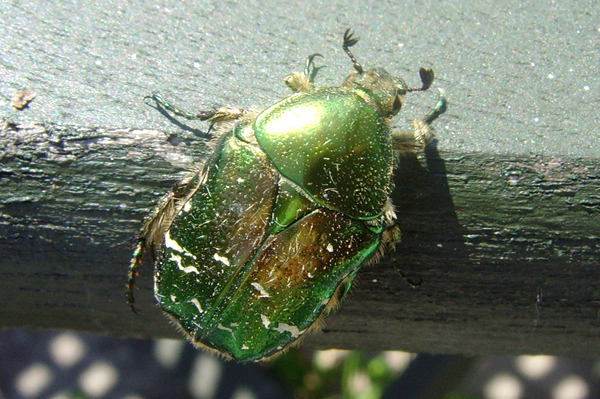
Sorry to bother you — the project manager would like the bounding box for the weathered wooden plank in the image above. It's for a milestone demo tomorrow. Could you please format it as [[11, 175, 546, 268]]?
[[1, 121, 599, 357]]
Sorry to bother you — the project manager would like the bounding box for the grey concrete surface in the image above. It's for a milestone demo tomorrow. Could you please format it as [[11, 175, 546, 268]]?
[[2, 0, 599, 157]]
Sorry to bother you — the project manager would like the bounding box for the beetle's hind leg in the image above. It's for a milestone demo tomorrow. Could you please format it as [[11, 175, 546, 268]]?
[[391, 89, 447, 152], [285, 53, 324, 92], [127, 190, 179, 313], [145, 93, 245, 134], [126, 171, 205, 313]]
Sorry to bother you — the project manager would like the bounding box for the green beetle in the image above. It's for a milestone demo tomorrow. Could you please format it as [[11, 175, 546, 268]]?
[[128, 29, 446, 362]]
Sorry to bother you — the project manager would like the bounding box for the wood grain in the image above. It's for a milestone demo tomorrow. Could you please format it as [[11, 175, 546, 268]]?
[[1, 121, 599, 357]]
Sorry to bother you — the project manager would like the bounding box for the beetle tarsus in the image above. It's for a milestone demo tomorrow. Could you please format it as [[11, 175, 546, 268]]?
[[343, 28, 364, 74], [407, 68, 435, 92], [343, 28, 360, 48], [144, 93, 199, 120], [388, 251, 423, 288], [285, 53, 324, 92], [396, 267, 423, 288], [418, 68, 435, 91], [126, 238, 145, 314], [424, 88, 447, 125], [391, 88, 447, 150], [145, 93, 245, 134], [304, 53, 324, 83]]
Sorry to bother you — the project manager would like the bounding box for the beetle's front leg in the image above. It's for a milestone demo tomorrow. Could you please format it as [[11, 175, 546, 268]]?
[[391, 88, 447, 151], [285, 53, 323, 92], [144, 93, 245, 134]]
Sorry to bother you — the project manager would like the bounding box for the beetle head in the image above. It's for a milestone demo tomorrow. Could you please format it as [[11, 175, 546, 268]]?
[[344, 67, 408, 117], [341, 29, 434, 118]]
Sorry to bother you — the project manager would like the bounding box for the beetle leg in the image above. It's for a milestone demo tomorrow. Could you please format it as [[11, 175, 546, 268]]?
[[423, 88, 447, 125], [285, 53, 323, 92], [304, 53, 324, 83], [406, 68, 435, 92], [127, 191, 176, 313], [144, 93, 245, 134], [342, 29, 364, 74], [200, 107, 246, 133], [366, 198, 401, 266], [391, 88, 447, 151], [127, 239, 148, 314], [126, 170, 206, 313]]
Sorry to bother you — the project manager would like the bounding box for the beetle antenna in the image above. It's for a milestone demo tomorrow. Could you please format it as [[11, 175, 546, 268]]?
[[407, 67, 435, 92], [343, 29, 364, 74]]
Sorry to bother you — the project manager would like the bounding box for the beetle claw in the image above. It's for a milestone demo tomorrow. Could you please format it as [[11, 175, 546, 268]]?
[[305, 53, 324, 82], [407, 68, 435, 92], [343, 28, 360, 48], [419, 68, 435, 91], [342, 29, 364, 74]]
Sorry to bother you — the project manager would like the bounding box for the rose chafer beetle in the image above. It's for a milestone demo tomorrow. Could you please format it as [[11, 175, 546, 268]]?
[[128, 29, 446, 362]]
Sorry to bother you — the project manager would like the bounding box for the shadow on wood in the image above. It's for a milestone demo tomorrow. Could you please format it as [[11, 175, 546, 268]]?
[[1, 121, 599, 357]]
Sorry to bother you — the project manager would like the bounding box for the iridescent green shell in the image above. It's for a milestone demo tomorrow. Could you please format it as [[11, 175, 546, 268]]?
[[131, 29, 446, 362], [254, 88, 392, 220], [156, 92, 388, 360]]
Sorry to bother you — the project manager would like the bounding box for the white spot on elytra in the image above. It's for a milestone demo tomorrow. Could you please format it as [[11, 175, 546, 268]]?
[[213, 253, 230, 266], [242, 344, 249, 350], [170, 253, 180, 264], [251, 283, 270, 298], [218, 323, 236, 340], [165, 231, 198, 273], [189, 298, 204, 313], [261, 314, 271, 329], [326, 243, 334, 252], [260, 315, 304, 338], [183, 201, 192, 212], [170, 253, 200, 274], [165, 232, 184, 252], [273, 323, 303, 338], [165, 232, 197, 259]]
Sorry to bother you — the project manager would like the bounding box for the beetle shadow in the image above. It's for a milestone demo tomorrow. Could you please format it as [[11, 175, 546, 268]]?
[[145, 98, 211, 139], [389, 139, 468, 283]]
